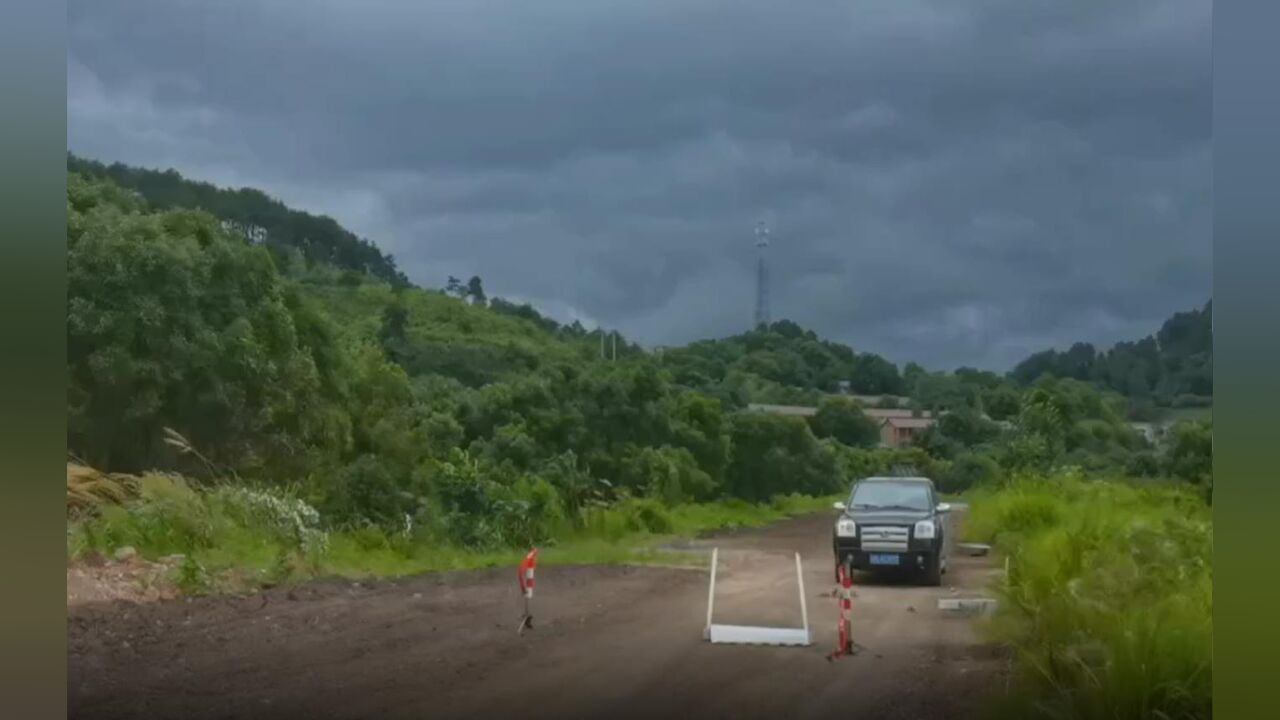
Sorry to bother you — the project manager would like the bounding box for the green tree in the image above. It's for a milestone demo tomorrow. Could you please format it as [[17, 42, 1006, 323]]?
[[670, 393, 730, 488], [981, 385, 1021, 421], [467, 276, 487, 306], [620, 446, 714, 505], [903, 362, 928, 390], [936, 408, 1001, 447], [809, 397, 879, 448], [67, 177, 347, 478], [725, 413, 840, 500]]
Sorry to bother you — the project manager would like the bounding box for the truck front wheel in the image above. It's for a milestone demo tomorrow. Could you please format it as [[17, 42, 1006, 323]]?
[[921, 551, 942, 586]]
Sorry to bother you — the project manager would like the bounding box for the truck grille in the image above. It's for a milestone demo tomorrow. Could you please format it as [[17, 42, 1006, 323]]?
[[860, 525, 909, 552]]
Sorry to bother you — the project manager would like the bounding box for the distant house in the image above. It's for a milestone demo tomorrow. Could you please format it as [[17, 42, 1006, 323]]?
[[747, 401, 939, 448], [863, 407, 932, 422], [878, 417, 935, 449], [748, 403, 937, 425], [848, 393, 910, 408]]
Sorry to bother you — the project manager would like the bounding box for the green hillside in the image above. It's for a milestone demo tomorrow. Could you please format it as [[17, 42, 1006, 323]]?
[[67, 153, 410, 287]]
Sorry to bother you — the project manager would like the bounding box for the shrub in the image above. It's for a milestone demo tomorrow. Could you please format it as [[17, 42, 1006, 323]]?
[[939, 453, 1001, 494], [620, 498, 674, 534], [578, 504, 633, 542], [323, 454, 428, 526], [216, 485, 329, 556], [1163, 420, 1212, 486], [82, 473, 214, 556], [1125, 450, 1162, 478], [618, 446, 715, 506], [71, 472, 336, 578], [175, 554, 211, 595], [491, 476, 565, 547], [965, 481, 1062, 547]]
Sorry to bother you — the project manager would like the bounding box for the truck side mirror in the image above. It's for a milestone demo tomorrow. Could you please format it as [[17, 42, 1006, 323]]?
[[832, 501, 847, 511]]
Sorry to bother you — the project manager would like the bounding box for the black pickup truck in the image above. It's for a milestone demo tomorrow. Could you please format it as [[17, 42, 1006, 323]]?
[[831, 476, 951, 586]]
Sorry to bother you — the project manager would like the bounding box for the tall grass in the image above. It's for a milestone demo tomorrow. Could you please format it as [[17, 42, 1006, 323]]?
[[66, 462, 136, 517], [68, 471, 837, 592], [965, 471, 1211, 720]]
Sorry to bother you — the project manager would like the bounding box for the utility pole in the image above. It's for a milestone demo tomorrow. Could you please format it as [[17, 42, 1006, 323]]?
[[612, 332, 617, 362]]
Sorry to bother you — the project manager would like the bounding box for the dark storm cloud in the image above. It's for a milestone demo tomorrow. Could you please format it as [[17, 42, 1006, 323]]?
[[67, 0, 1211, 370]]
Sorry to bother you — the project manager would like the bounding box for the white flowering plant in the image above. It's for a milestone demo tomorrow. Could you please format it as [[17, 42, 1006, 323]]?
[[217, 486, 330, 557]]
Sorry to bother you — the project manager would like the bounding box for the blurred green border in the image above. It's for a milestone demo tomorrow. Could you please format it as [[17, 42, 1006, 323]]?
[[0, 2, 67, 718], [1214, 2, 1280, 718]]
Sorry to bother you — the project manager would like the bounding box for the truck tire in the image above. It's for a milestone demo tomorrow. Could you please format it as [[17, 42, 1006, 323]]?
[[921, 551, 943, 586]]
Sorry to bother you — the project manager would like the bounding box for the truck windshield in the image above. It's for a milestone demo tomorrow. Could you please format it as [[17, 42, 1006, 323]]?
[[848, 482, 931, 511]]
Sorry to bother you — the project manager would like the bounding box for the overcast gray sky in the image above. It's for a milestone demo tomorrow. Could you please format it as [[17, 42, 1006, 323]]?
[[67, 0, 1211, 371]]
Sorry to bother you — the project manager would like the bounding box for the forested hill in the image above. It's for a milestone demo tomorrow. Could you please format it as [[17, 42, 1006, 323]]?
[[67, 152, 1209, 412], [659, 319, 907, 406], [67, 154, 410, 287], [1010, 302, 1212, 407]]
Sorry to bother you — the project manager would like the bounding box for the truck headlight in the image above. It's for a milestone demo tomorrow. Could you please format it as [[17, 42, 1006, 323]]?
[[836, 518, 857, 537], [914, 520, 936, 539]]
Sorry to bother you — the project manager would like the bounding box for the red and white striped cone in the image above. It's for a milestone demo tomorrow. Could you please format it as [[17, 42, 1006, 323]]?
[[517, 548, 538, 635], [828, 563, 855, 660]]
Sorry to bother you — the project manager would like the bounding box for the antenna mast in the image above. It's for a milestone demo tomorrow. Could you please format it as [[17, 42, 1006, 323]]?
[[754, 221, 771, 328]]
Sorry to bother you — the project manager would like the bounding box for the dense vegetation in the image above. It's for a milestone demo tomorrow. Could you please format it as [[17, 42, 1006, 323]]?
[[67, 465, 838, 590], [1011, 302, 1212, 416], [966, 472, 1211, 720], [67, 170, 929, 547], [67, 166, 1214, 539]]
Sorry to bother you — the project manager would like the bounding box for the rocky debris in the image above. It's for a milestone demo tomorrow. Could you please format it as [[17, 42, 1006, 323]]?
[[67, 554, 187, 607], [937, 598, 998, 616]]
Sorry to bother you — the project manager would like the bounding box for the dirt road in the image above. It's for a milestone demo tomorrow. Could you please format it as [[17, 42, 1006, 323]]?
[[68, 509, 1006, 720]]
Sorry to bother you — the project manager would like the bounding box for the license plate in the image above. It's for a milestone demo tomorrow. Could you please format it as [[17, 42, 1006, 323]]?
[[869, 553, 899, 566]]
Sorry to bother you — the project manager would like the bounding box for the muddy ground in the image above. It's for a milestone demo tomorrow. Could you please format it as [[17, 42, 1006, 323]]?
[[68, 509, 1008, 720]]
